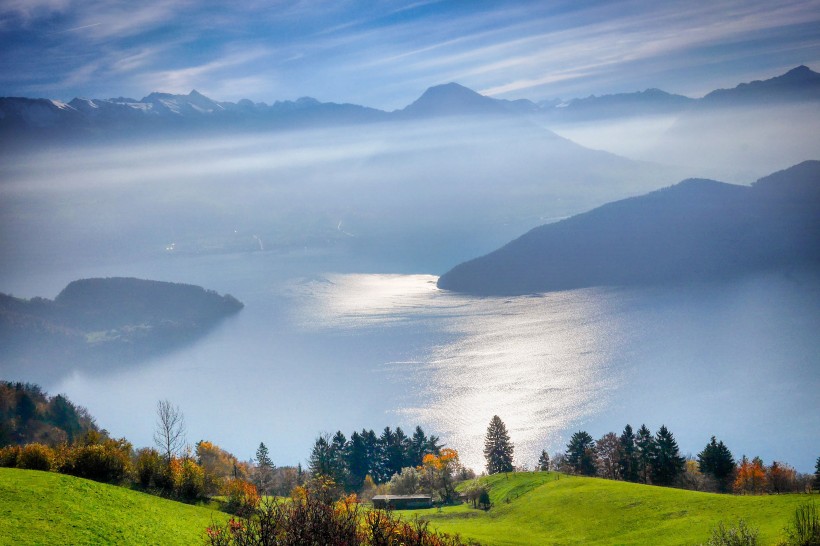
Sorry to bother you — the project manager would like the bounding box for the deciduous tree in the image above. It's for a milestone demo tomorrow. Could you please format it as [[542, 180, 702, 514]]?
[[153, 399, 186, 462], [595, 432, 622, 480], [733, 455, 767, 494]]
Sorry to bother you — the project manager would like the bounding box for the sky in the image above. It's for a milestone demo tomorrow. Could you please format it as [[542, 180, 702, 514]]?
[[1, 0, 820, 110]]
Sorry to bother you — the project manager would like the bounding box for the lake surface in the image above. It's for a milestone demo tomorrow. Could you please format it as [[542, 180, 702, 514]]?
[[1, 251, 817, 472]]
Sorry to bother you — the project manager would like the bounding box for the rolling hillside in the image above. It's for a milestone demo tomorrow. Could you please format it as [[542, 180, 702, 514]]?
[[0, 468, 228, 545], [408, 472, 812, 545]]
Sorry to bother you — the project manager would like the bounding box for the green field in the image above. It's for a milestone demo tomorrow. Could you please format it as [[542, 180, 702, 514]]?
[[405, 472, 813, 545], [1, 468, 814, 545], [0, 468, 228, 545]]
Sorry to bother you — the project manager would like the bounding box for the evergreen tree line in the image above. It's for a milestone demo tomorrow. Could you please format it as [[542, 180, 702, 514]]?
[[308, 426, 443, 491], [548, 424, 815, 494]]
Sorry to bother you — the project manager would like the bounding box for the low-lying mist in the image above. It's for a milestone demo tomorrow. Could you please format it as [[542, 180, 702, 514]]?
[[0, 117, 681, 287], [549, 102, 820, 183]]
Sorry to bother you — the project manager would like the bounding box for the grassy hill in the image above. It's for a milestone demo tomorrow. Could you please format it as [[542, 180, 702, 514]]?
[[406, 472, 813, 545], [0, 468, 228, 545]]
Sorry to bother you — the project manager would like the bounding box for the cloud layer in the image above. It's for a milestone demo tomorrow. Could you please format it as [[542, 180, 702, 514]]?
[[1, 0, 819, 108]]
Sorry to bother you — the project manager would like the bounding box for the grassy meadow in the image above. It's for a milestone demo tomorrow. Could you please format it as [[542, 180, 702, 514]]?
[[0, 467, 228, 545], [405, 472, 813, 545], [1, 466, 815, 545]]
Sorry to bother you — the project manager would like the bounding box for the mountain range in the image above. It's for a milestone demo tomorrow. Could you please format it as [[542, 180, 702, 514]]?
[[437, 160, 820, 296], [1, 66, 818, 139]]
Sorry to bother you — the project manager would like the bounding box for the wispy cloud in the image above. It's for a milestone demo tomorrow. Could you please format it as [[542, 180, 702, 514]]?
[[1, 0, 819, 106]]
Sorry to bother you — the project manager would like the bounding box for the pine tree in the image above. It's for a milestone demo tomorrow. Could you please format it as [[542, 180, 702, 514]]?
[[814, 456, 820, 492], [308, 435, 333, 477], [697, 436, 735, 492], [538, 450, 550, 471], [635, 424, 655, 484], [618, 424, 639, 483], [651, 425, 685, 486], [565, 431, 597, 476], [255, 442, 275, 495], [329, 431, 349, 488], [256, 442, 274, 469], [345, 431, 369, 490], [484, 415, 514, 474]]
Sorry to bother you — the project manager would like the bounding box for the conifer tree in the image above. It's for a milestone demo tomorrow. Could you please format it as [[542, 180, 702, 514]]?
[[256, 442, 274, 469], [650, 425, 685, 486], [565, 431, 597, 476], [308, 435, 333, 477], [635, 424, 655, 484], [255, 442, 275, 494], [538, 450, 550, 471], [814, 456, 820, 492], [345, 431, 369, 491], [484, 415, 514, 474], [618, 424, 640, 482], [697, 436, 735, 492]]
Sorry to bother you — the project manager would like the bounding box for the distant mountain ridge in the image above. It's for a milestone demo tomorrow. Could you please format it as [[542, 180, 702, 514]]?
[[1, 66, 818, 138], [436, 161, 820, 295]]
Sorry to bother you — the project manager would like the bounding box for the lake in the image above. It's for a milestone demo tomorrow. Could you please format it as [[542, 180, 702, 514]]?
[[1, 250, 817, 472]]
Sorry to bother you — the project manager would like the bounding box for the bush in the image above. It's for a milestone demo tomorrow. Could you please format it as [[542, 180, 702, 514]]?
[[134, 448, 164, 489], [0, 445, 21, 468], [17, 443, 54, 471], [705, 519, 759, 546], [206, 484, 478, 546], [781, 502, 820, 546], [223, 478, 260, 516], [59, 441, 132, 484], [175, 458, 205, 500]]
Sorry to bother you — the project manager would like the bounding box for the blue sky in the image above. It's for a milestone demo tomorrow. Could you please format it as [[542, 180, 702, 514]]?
[[1, 0, 819, 109]]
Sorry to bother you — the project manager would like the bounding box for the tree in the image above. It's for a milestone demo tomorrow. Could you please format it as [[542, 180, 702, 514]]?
[[308, 434, 333, 478], [565, 431, 597, 476], [697, 436, 735, 492], [329, 430, 349, 487], [767, 461, 796, 493], [650, 425, 685, 486], [635, 424, 655, 484], [153, 399, 186, 462], [345, 431, 369, 491], [255, 442, 275, 494], [815, 456, 820, 492], [537, 450, 550, 471], [595, 432, 622, 480], [483, 415, 514, 474], [734, 456, 767, 494], [617, 425, 639, 483]]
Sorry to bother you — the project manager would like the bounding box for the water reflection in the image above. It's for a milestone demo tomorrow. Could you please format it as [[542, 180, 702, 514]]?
[[292, 274, 626, 471]]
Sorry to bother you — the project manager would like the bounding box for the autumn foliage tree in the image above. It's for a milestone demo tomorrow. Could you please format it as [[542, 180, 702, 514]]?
[[734, 456, 767, 494], [420, 448, 461, 503]]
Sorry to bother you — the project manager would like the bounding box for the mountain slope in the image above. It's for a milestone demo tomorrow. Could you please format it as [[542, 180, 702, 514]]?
[[437, 161, 820, 295]]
